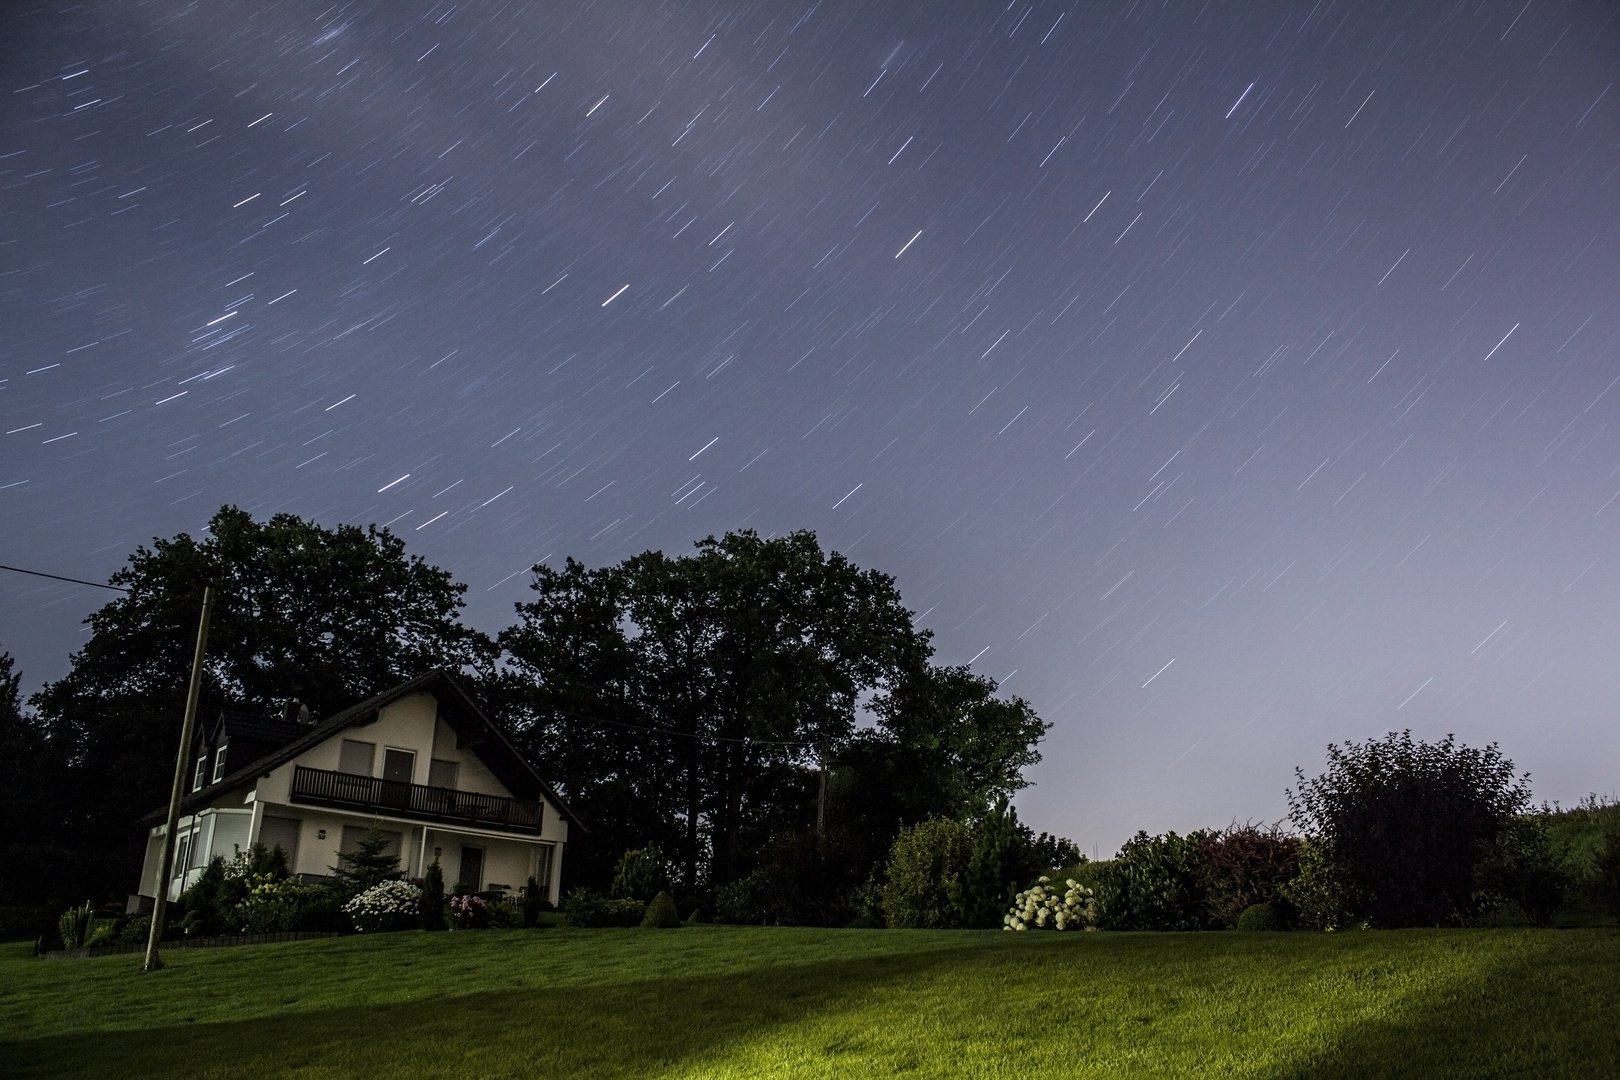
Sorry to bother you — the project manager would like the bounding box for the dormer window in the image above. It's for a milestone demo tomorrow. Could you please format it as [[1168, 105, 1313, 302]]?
[[212, 745, 228, 783], [192, 754, 208, 792]]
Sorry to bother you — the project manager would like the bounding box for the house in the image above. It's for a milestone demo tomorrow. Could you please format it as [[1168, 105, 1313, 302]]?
[[133, 670, 576, 908]]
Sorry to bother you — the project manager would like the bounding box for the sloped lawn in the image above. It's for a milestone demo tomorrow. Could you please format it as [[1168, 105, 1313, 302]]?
[[2, 926, 1616, 1078]]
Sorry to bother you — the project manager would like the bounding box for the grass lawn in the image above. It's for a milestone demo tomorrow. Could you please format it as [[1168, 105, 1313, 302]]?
[[3, 926, 1617, 1079]]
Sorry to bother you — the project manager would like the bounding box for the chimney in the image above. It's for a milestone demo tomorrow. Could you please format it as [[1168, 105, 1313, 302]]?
[[282, 699, 312, 726]]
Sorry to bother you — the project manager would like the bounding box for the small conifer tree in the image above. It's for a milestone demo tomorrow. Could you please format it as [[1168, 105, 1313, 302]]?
[[420, 860, 446, 930], [331, 826, 400, 896]]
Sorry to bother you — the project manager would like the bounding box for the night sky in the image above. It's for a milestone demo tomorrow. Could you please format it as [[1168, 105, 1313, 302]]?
[[4, 1, 1619, 854]]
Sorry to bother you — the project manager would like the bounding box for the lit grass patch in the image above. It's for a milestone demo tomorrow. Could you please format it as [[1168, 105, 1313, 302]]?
[[2, 927, 1616, 1078]]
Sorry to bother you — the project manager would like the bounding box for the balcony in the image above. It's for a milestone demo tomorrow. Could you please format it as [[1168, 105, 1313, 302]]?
[[289, 765, 543, 835]]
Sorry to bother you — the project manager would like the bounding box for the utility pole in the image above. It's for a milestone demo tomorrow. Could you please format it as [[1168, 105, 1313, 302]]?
[[816, 740, 828, 837], [143, 585, 215, 973]]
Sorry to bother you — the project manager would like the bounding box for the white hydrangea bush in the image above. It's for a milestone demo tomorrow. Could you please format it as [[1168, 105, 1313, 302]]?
[[1004, 876, 1096, 931], [343, 879, 421, 933]]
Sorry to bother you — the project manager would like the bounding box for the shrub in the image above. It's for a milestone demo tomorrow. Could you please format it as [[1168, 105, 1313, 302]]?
[[343, 880, 421, 933], [1194, 825, 1302, 928], [1596, 833, 1620, 924], [964, 802, 1060, 928], [739, 828, 868, 927], [1289, 731, 1530, 927], [685, 905, 709, 925], [1235, 902, 1288, 931], [881, 818, 974, 928], [1280, 839, 1356, 930], [521, 874, 549, 928], [561, 888, 646, 928], [1094, 830, 1211, 931], [420, 861, 446, 931], [715, 875, 766, 925], [1480, 816, 1568, 926], [642, 891, 681, 928], [58, 902, 94, 950], [236, 877, 306, 934], [484, 898, 522, 929], [1004, 876, 1095, 931], [610, 846, 670, 902], [447, 893, 489, 929]]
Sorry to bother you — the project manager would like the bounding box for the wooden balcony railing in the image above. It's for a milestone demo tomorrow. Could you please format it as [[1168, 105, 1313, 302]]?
[[289, 765, 543, 834]]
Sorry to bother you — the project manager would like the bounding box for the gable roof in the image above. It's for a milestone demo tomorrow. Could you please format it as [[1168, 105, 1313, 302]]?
[[141, 669, 582, 830]]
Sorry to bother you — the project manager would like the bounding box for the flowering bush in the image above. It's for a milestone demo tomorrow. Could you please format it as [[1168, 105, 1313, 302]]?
[[343, 880, 421, 933], [447, 893, 488, 929], [1004, 876, 1096, 931]]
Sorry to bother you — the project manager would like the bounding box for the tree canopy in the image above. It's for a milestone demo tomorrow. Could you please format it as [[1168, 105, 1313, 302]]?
[[5, 511, 1053, 912], [19, 506, 492, 906]]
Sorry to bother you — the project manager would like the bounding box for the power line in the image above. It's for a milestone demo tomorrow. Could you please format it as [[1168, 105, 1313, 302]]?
[[0, 562, 126, 592]]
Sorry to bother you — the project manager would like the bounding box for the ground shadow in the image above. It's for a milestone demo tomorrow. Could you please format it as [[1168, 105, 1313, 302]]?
[[1266, 930, 1620, 1080], [3, 940, 984, 1080]]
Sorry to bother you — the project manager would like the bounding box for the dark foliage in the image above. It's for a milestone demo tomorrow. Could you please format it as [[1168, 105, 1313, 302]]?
[[520, 874, 549, 928], [641, 890, 681, 928], [1288, 731, 1531, 927], [609, 846, 671, 903], [1193, 824, 1302, 928], [725, 828, 869, 926], [880, 804, 1070, 929], [1479, 817, 1568, 926], [561, 888, 646, 927], [420, 861, 446, 931], [1596, 833, 1620, 924], [497, 529, 1047, 898], [1094, 830, 1212, 931], [19, 507, 491, 907], [330, 826, 401, 897], [1235, 902, 1288, 931]]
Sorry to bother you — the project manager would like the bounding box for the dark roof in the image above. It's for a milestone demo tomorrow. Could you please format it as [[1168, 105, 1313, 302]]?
[[208, 708, 306, 749], [141, 669, 582, 831]]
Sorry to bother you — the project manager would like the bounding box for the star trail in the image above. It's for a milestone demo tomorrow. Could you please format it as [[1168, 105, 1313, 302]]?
[[3, 1, 1618, 851]]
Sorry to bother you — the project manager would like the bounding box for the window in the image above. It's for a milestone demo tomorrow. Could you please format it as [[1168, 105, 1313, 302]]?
[[338, 739, 376, 776], [174, 834, 191, 878], [212, 745, 228, 783], [428, 758, 459, 789], [382, 747, 416, 785], [192, 754, 207, 792]]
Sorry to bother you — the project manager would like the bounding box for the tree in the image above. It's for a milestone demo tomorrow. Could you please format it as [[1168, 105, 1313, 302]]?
[[26, 506, 491, 903], [331, 827, 401, 897], [830, 663, 1050, 873], [1288, 731, 1531, 927], [499, 530, 940, 892]]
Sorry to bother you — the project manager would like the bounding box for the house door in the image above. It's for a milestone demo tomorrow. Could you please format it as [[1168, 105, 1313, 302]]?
[[457, 845, 484, 893]]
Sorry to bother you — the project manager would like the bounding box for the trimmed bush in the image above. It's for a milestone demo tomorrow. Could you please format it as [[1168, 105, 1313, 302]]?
[[562, 888, 646, 928], [1235, 902, 1288, 931], [1094, 830, 1211, 931], [642, 891, 680, 928], [610, 847, 670, 903]]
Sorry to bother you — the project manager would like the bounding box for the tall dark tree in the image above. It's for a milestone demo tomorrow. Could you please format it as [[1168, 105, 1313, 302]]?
[[26, 506, 492, 902], [1288, 730, 1531, 927], [829, 663, 1050, 872], [499, 529, 953, 893]]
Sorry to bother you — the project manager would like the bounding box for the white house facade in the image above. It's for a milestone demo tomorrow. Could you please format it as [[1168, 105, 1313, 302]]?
[[134, 670, 576, 908]]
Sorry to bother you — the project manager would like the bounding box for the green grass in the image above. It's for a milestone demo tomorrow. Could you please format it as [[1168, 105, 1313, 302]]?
[[3, 926, 1617, 1079]]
